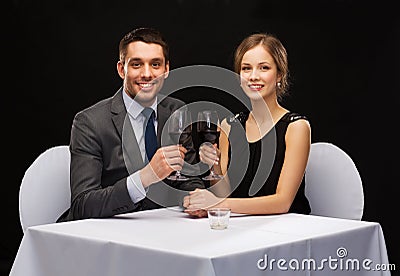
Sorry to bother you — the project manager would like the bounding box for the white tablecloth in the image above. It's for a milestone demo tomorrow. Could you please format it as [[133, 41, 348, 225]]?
[[10, 208, 391, 276]]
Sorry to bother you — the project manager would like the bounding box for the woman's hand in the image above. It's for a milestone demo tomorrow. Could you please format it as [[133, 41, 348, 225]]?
[[199, 142, 220, 167], [183, 188, 221, 210]]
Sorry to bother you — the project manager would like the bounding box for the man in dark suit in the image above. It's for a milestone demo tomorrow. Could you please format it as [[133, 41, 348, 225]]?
[[58, 27, 204, 222]]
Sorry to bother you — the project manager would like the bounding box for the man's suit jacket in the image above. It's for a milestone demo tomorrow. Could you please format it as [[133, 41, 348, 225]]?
[[57, 88, 204, 222]]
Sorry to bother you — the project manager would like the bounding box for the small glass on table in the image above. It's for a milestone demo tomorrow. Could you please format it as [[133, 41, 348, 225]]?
[[207, 208, 231, 230]]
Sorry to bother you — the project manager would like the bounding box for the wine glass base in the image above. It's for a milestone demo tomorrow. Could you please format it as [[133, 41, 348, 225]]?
[[202, 174, 223, 181], [167, 175, 189, 181]]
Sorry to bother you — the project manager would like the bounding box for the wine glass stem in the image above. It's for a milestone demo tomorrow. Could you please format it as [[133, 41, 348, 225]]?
[[209, 167, 215, 176]]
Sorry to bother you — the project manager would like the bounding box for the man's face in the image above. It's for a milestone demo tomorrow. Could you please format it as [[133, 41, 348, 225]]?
[[117, 41, 169, 106]]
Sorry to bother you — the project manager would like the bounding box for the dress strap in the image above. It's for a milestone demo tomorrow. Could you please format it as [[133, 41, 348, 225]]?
[[228, 111, 308, 126], [281, 112, 308, 123]]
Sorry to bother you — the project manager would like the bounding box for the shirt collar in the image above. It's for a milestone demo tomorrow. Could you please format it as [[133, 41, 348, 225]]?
[[123, 90, 158, 119]]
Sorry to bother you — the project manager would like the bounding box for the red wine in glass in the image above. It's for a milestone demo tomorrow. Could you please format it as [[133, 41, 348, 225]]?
[[167, 110, 192, 181], [169, 131, 192, 146], [198, 130, 221, 146], [197, 111, 223, 181]]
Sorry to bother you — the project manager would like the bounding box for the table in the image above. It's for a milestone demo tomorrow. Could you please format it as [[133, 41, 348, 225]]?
[[10, 208, 392, 276]]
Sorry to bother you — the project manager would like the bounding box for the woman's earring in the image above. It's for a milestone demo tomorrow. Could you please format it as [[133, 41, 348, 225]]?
[[277, 82, 282, 88]]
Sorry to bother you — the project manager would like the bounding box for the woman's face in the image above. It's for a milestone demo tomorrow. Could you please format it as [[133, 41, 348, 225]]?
[[240, 45, 280, 101]]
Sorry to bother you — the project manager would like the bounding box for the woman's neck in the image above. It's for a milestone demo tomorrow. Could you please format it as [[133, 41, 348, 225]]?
[[246, 97, 287, 142], [249, 96, 280, 124]]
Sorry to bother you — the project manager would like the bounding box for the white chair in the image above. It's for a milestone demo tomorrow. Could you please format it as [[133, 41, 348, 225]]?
[[19, 145, 71, 233], [304, 142, 364, 220]]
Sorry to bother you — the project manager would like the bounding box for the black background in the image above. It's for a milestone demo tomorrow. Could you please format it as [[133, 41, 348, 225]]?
[[4, 0, 399, 274]]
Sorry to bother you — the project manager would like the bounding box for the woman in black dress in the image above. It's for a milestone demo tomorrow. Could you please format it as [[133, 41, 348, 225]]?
[[184, 33, 311, 215]]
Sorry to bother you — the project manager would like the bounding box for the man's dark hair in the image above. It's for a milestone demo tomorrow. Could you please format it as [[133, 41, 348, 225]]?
[[118, 27, 169, 64]]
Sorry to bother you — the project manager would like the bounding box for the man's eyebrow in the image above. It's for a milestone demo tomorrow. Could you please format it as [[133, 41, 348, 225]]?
[[127, 57, 164, 63], [128, 58, 142, 62], [150, 58, 163, 62]]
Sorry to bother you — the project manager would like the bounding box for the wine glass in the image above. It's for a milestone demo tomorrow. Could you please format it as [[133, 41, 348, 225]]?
[[167, 109, 192, 181], [197, 110, 223, 181]]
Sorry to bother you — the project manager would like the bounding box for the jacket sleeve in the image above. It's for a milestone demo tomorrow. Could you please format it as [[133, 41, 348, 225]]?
[[63, 111, 139, 221]]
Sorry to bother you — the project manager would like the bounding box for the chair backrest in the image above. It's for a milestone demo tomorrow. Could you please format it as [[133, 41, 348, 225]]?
[[19, 145, 71, 233], [304, 142, 364, 220]]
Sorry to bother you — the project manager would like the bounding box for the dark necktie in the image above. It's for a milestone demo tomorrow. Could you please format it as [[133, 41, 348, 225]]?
[[142, 107, 157, 162]]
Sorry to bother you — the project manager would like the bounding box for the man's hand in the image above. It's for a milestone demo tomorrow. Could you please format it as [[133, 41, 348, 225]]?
[[140, 145, 187, 187], [184, 208, 208, 218]]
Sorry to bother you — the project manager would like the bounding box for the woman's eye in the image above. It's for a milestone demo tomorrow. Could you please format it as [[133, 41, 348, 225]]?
[[261, 66, 270, 71], [241, 67, 251, 71]]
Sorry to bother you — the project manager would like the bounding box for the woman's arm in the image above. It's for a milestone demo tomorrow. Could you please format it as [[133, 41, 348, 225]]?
[[218, 118, 311, 214], [186, 119, 311, 215]]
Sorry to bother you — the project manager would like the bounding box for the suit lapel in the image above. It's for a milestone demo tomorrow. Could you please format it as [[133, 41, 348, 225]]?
[[111, 88, 144, 173], [157, 99, 170, 146]]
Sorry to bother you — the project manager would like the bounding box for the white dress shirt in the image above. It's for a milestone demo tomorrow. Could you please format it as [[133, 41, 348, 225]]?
[[122, 91, 158, 203]]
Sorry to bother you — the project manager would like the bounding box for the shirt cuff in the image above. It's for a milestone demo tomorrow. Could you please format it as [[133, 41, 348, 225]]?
[[126, 171, 147, 203]]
